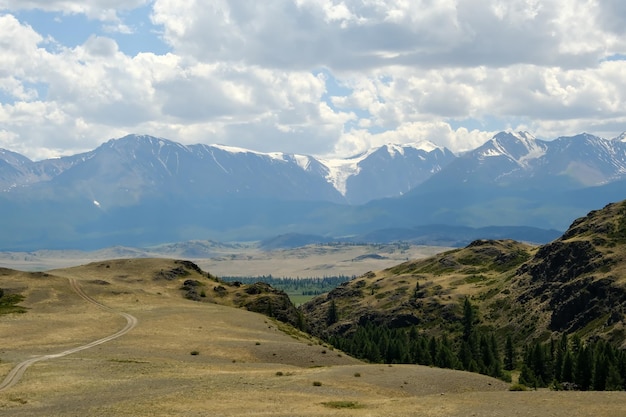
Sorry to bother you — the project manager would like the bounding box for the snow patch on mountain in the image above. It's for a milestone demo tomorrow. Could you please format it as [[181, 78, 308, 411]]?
[[212, 144, 286, 161], [384, 141, 441, 157], [515, 133, 546, 166], [293, 154, 312, 171], [613, 132, 626, 142], [481, 131, 545, 167], [320, 154, 367, 195], [320, 141, 446, 195]]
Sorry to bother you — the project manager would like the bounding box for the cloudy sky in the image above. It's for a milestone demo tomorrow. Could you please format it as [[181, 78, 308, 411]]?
[[0, 0, 625, 160]]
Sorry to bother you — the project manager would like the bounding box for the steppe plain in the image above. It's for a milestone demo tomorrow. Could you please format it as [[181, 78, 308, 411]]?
[[1, 246, 625, 416]]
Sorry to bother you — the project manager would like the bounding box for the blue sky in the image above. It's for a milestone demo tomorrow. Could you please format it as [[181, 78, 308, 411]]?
[[14, 5, 170, 56], [0, 1, 625, 160]]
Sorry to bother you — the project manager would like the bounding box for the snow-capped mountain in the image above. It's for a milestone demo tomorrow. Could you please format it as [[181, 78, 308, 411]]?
[[365, 131, 626, 232], [613, 132, 626, 142], [1, 130, 626, 250], [51, 135, 345, 207], [0, 134, 455, 206], [321, 142, 455, 204], [417, 131, 626, 190]]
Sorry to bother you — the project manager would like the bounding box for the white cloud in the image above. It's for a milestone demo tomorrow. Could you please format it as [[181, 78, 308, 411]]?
[[0, 1, 624, 160], [332, 121, 493, 157]]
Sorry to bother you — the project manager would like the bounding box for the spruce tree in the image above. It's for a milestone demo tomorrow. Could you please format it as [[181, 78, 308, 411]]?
[[561, 350, 574, 383], [575, 346, 593, 390], [504, 335, 516, 371], [462, 297, 475, 341], [326, 299, 338, 325]]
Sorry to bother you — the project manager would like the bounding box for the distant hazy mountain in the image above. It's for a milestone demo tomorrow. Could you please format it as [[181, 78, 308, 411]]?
[[0, 131, 625, 250], [322, 142, 456, 204], [365, 131, 626, 231], [414, 131, 626, 191], [0, 135, 454, 205]]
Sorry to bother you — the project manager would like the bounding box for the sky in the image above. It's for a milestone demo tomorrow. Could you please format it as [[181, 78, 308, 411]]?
[[0, 0, 625, 160]]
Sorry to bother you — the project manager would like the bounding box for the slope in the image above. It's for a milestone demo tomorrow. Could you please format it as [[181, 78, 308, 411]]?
[[0, 258, 523, 417], [301, 200, 626, 347], [1, 260, 625, 415]]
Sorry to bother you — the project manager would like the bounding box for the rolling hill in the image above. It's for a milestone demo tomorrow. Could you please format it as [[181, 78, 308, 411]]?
[[1, 257, 625, 415], [301, 199, 626, 349]]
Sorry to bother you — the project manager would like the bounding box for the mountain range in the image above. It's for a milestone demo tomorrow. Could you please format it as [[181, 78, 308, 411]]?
[[1, 131, 625, 250]]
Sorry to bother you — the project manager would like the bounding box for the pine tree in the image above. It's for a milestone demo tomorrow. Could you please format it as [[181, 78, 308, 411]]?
[[504, 335, 516, 371], [575, 346, 593, 391], [531, 342, 547, 386], [605, 364, 624, 390], [326, 299, 338, 325], [462, 297, 475, 341], [561, 350, 574, 383], [519, 364, 536, 388], [593, 352, 608, 391], [459, 340, 473, 370]]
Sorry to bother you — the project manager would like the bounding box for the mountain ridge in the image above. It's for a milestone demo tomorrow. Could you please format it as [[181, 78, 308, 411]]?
[[3, 130, 626, 199], [1, 130, 626, 250], [300, 199, 626, 348]]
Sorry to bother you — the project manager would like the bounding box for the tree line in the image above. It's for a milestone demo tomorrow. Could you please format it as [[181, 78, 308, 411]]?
[[220, 275, 354, 295], [327, 298, 626, 390], [520, 334, 626, 390], [329, 298, 507, 380]]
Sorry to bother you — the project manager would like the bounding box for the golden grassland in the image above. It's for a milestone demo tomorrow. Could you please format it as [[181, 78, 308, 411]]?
[[0, 243, 448, 277], [0, 259, 625, 416]]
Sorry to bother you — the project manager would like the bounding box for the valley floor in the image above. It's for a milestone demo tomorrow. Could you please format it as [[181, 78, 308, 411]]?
[[0, 261, 624, 416]]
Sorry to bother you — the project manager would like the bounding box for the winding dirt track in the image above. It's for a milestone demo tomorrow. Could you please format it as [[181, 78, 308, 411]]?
[[0, 278, 138, 392]]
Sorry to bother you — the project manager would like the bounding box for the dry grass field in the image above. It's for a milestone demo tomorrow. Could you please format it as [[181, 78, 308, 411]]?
[[1, 259, 625, 416], [0, 243, 448, 277]]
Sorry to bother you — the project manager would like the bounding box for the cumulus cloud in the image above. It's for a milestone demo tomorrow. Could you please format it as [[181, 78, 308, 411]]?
[[0, 1, 624, 160], [150, 0, 615, 70]]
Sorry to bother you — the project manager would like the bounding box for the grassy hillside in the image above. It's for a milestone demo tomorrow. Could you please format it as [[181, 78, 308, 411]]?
[[300, 239, 536, 340], [1, 252, 626, 413], [0, 257, 520, 416], [299, 201, 626, 390], [302, 201, 626, 345]]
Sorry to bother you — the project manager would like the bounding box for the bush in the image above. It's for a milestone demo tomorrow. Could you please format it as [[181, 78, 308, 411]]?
[[190, 350, 200, 356], [312, 381, 322, 386], [509, 384, 528, 391], [322, 401, 363, 409]]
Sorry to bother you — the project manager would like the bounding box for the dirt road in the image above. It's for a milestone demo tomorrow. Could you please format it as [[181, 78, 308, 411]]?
[[0, 278, 137, 392]]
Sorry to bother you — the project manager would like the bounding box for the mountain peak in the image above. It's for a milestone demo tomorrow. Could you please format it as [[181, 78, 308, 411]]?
[[481, 131, 545, 166], [613, 132, 626, 142], [104, 134, 188, 152], [382, 141, 442, 156]]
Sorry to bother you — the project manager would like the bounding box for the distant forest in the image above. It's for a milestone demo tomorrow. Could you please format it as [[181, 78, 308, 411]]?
[[220, 275, 354, 297]]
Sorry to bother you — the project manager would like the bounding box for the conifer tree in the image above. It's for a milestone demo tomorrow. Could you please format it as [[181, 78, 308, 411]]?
[[326, 299, 338, 325], [575, 346, 593, 390], [462, 297, 475, 341], [561, 350, 574, 383], [504, 335, 516, 371]]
